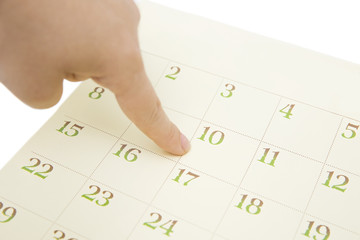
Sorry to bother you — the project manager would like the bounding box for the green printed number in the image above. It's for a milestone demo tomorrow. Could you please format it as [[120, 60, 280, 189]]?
[[0, 202, 17, 223], [279, 104, 295, 119], [235, 194, 263, 215], [322, 171, 349, 192], [198, 127, 225, 145], [57, 121, 84, 137], [143, 212, 178, 237], [303, 221, 330, 240], [21, 158, 53, 179], [113, 144, 141, 162], [81, 185, 114, 207], [341, 123, 359, 139], [172, 168, 200, 186], [220, 83, 236, 98], [89, 87, 105, 99], [54, 230, 78, 240], [165, 66, 181, 80], [258, 148, 279, 167]]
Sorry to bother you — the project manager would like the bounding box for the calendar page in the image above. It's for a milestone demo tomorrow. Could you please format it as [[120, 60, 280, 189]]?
[[1, 1, 359, 240]]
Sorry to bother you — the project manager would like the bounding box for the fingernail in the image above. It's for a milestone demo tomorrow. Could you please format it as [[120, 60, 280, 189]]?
[[180, 133, 191, 153]]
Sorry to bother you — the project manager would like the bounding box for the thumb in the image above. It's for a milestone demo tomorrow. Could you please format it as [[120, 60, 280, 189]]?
[[95, 66, 191, 156]]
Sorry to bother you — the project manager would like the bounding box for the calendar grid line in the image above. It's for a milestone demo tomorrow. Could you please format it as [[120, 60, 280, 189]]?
[[291, 117, 344, 240], [0, 194, 54, 224], [32, 151, 88, 178], [305, 213, 360, 236], [143, 50, 360, 123], [64, 88, 360, 179], [210, 97, 283, 239], [30, 146, 359, 238], [63, 110, 360, 179], [125, 59, 186, 239], [52, 224, 91, 240], [40, 137, 120, 240], [126, 71, 226, 239], [63, 114, 121, 139]]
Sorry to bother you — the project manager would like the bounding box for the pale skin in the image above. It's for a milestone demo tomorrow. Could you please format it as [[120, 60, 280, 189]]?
[[0, 0, 191, 155]]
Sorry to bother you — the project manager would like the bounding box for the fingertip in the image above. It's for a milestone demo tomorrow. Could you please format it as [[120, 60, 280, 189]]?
[[180, 133, 191, 154]]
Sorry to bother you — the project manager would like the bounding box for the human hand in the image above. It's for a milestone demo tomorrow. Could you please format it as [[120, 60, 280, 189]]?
[[0, 0, 191, 155]]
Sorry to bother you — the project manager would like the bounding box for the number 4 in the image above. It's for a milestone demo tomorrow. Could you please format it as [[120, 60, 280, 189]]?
[[279, 104, 295, 119]]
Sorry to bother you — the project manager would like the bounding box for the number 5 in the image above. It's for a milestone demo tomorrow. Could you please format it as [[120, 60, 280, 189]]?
[[57, 121, 84, 137], [341, 123, 359, 139]]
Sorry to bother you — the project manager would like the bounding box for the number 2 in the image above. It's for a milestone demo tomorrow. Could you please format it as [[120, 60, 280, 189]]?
[[322, 171, 349, 192], [81, 185, 114, 207], [21, 158, 53, 179], [143, 212, 178, 237], [165, 66, 181, 80]]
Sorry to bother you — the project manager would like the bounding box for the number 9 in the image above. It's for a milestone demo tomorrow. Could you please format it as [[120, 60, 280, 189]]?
[[0, 202, 17, 223]]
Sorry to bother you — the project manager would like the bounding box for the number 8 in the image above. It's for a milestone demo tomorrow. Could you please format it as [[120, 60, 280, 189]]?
[[89, 87, 105, 99]]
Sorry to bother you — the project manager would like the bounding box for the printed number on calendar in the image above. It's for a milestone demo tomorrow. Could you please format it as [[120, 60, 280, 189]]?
[[143, 212, 178, 237], [89, 87, 105, 99], [57, 121, 84, 137], [81, 185, 114, 207], [165, 66, 181, 80], [198, 127, 225, 145], [220, 83, 236, 98], [322, 171, 349, 192], [303, 221, 330, 240], [21, 158, 53, 179], [235, 194, 263, 215], [341, 123, 359, 139], [172, 168, 200, 186], [258, 148, 280, 167], [113, 144, 142, 162], [0, 202, 16, 223], [279, 104, 295, 119], [54, 230, 78, 240]]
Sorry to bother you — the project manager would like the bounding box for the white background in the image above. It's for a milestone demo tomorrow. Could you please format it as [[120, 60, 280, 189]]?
[[0, 0, 359, 169]]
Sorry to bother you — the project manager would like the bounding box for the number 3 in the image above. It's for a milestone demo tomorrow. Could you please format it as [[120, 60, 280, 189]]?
[[220, 83, 235, 98]]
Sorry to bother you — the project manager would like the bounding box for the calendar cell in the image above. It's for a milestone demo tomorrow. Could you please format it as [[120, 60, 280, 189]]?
[[306, 166, 360, 233], [122, 108, 201, 161], [179, 123, 259, 185], [155, 63, 222, 119], [327, 119, 360, 175], [27, 116, 118, 176], [152, 166, 236, 231], [294, 216, 359, 240], [92, 141, 176, 203], [204, 80, 281, 139], [216, 189, 302, 240], [43, 225, 87, 240], [57, 179, 148, 240], [263, 99, 341, 162], [0, 151, 86, 221], [129, 207, 212, 240], [241, 143, 323, 211], [0, 198, 51, 240], [59, 80, 132, 137], [142, 52, 169, 86]]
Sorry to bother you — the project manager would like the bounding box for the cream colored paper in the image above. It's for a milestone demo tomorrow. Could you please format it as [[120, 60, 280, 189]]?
[[0, 1, 359, 239]]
